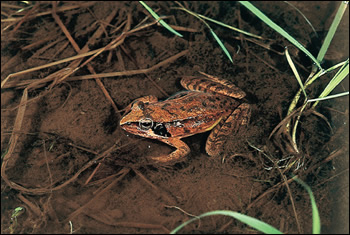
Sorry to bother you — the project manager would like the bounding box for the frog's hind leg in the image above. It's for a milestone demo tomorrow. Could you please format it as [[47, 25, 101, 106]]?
[[181, 72, 246, 99], [206, 103, 251, 157]]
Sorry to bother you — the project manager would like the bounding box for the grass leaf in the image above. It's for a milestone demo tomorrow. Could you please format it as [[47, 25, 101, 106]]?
[[316, 2, 348, 63], [171, 210, 282, 234], [173, 4, 233, 63], [210, 30, 233, 63], [139, 1, 183, 37], [307, 91, 349, 103], [239, 1, 322, 70], [294, 177, 321, 234], [285, 47, 307, 99], [312, 59, 349, 108], [197, 13, 263, 39]]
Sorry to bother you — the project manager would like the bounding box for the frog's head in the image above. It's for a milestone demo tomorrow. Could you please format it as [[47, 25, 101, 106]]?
[[120, 101, 152, 137], [120, 101, 170, 139]]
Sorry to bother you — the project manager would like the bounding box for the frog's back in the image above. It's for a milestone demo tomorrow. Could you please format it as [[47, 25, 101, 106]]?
[[147, 91, 239, 122]]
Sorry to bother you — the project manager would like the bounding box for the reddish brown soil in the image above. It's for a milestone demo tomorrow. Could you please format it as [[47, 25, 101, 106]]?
[[1, 1, 348, 234]]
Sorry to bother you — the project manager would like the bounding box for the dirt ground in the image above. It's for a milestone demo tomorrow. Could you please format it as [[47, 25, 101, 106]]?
[[1, 1, 349, 234]]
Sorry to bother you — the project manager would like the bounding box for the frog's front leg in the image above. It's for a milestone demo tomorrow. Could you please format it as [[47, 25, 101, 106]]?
[[150, 137, 190, 164], [206, 103, 251, 157]]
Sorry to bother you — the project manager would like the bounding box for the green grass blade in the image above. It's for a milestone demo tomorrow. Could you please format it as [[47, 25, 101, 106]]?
[[172, 5, 233, 63], [323, 60, 348, 74], [285, 47, 307, 99], [307, 91, 349, 103], [210, 30, 233, 63], [239, 1, 322, 70], [316, 2, 348, 62], [294, 177, 321, 234], [197, 13, 263, 39], [139, 1, 183, 37], [312, 59, 349, 108], [284, 1, 318, 38], [170, 210, 282, 234]]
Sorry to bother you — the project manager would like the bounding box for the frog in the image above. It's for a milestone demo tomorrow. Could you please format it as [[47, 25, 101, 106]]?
[[119, 71, 251, 164]]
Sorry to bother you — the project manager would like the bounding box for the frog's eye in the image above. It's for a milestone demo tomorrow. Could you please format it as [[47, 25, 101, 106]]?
[[139, 118, 153, 130], [136, 101, 145, 110], [130, 101, 144, 111]]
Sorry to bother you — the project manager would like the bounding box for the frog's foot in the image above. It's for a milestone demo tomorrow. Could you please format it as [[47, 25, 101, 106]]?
[[150, 138, 190, 164], [205, 103, 251, 157]]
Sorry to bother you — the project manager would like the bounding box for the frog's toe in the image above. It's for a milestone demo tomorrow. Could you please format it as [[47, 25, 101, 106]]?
[[150, 154, 185, 165], [205, 140, 224, 157]]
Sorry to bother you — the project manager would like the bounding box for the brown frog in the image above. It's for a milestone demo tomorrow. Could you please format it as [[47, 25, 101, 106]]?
[[120, 72, 251, 164]]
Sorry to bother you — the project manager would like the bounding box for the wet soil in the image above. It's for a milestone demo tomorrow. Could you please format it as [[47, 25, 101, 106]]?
[[1, 1, 349, 234]]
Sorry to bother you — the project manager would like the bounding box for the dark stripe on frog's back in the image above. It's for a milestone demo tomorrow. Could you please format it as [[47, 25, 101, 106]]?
[[147, 91, 239, 122]]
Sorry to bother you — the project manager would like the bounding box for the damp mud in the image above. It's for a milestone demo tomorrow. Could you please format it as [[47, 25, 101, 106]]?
[[1, 1, 348, 233]]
